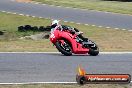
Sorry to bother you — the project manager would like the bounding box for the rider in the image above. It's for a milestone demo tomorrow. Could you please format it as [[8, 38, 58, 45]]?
[[51, 20, 88, 43]]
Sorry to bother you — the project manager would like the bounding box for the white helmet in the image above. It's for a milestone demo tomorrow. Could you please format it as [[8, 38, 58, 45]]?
[[51, 20, 60, 28]]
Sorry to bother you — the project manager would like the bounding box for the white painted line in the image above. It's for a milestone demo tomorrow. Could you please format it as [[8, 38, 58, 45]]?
[[57, 6, 61, 7], [34, 2, 41, 4], [0, 81, 131, 84], [65, 7, 71, 8], [92, 25, 95, 27], [100, 52, 132, 54], [70, 22, 75, 23], [128, 30, 132, 32], [84, 24, 89, 26], [12, 13, 17, 14], [98, 26, 103, 28], [76, 23, 81, 24], [19, 14, 24, 16], [105, 12, 110, 13], [39, 17, 43, 19], [0, 52, 132, 54], [106, 27, 110, 29], [32, 16, 36, 18], [7, 12, 11, 14], [26, 14, 30, 17], [64, 21, 68, 23], [42, 4, 46, 5], [114, 28, 119, 30], [34, 3, 39, 4], [51, 19, 54, 20], [2, 11, 6, 13], [122, 29, 126, 31]]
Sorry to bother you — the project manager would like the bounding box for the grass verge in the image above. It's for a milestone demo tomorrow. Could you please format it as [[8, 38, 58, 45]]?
[[0, 12, 132, 52], [33, 0, 132, 15]]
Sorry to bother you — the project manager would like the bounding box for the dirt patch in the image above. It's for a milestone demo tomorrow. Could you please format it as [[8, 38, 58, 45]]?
[[20, 32, 50, 40]]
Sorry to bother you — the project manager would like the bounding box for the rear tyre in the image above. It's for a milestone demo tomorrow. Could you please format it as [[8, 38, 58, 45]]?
[[18, 26, 25, 32], [55, 40, 72, 56]]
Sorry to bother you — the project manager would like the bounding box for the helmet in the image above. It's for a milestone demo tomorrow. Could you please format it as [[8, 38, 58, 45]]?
[[51, 20, 60, 28]]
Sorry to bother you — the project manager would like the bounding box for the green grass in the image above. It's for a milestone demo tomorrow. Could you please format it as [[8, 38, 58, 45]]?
[[0, 84, 130, 88], [0, 12, 51, 40], [0, 12, 132, 52], [33, 0, 132, 15]]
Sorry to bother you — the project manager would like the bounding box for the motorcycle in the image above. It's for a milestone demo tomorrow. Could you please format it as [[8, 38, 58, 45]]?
[[50, 26, 99, 56]]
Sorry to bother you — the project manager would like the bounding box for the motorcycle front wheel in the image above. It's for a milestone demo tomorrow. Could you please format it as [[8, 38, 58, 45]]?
[[88, 40, 99, 56], [55, 40, 72, 56]]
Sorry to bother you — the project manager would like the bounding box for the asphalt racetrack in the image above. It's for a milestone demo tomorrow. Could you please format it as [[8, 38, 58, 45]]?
[[0, 0, 132, 84], [0, 52, 132, 83], [0, 0, 132, 30]]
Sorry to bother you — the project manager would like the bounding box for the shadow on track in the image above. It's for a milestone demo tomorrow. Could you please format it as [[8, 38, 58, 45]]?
[[46, 53, 100, 56]]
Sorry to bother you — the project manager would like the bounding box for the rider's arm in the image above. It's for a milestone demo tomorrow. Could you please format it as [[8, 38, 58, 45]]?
[[74, 28, 79, 32]]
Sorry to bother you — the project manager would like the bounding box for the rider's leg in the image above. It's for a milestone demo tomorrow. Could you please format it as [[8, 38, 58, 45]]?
[[78, 34, 88, 42]]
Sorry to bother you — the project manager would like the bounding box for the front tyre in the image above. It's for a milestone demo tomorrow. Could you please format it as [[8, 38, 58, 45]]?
[[88, 40, 99, 56], [89, 48, 99, 56], [55, 40, 72, 56]]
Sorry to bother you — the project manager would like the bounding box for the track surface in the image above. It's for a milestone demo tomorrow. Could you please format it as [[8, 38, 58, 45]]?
[[0, 53, 132, 83], [0, 0, 132, 30], [0, 0, 132, 83]]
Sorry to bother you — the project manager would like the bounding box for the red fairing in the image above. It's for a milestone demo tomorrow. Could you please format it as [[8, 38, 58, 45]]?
[[50, 29, 59, 44], [60, 32, 89, 54]]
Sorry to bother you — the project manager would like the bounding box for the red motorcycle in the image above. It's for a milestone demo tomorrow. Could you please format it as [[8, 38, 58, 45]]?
[[50, 26, 99, 56]]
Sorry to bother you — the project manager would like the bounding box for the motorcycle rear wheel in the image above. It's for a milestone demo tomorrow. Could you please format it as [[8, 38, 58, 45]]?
[[55, 40, 72, 56]]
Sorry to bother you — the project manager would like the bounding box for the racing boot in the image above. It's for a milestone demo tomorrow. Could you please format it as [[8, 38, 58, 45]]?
[[82, 41, 89, 47], [82, 39, 95, 48], [75, 31, 83, 35]]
